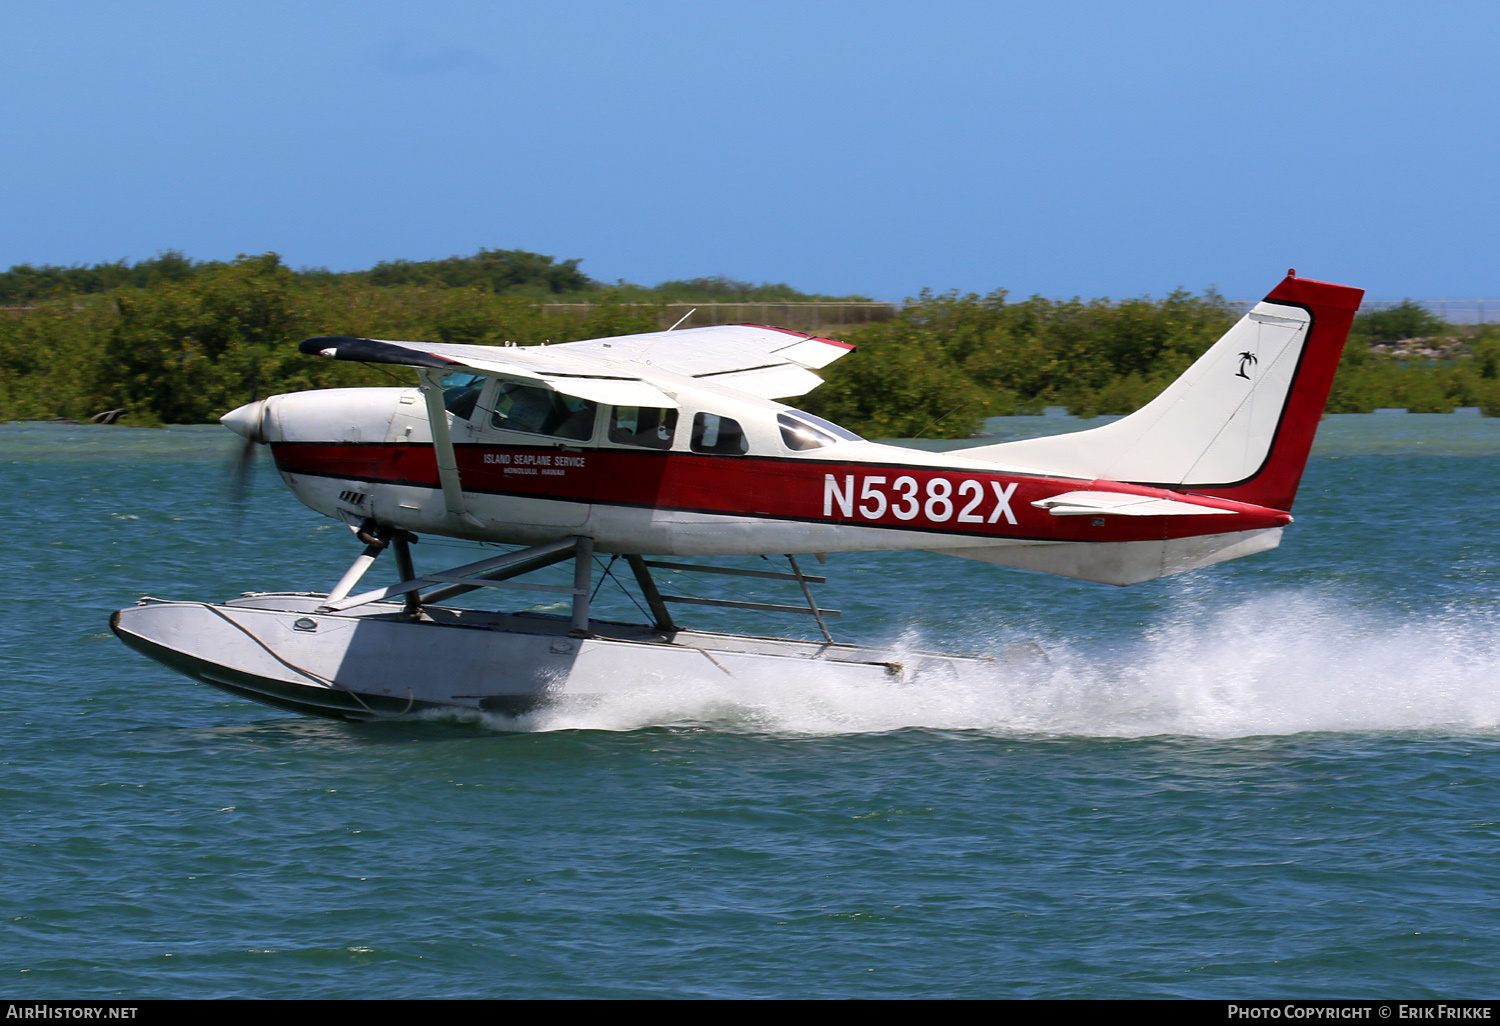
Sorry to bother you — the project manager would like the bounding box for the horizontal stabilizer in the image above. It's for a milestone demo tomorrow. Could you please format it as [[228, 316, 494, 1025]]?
[[1031, 490, 1236, 517], [931, 527, 1284, 586]]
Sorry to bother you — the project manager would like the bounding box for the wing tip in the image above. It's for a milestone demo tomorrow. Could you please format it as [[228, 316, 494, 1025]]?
[[297, 335, 457, 370], [733, 323, 854, 350]]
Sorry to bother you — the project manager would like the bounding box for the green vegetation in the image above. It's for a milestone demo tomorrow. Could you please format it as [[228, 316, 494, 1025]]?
[[1354, 300, 1448, 343], [804, 292, 1500, 436], [0, 254, 664, 424], [803, 288, 1239, 437], [0, 251, 203, 305], [363, 249, 594, 296], [3, 249, 1496, 435], [608, 276, 865, 303], [0, 248, 867, 305]]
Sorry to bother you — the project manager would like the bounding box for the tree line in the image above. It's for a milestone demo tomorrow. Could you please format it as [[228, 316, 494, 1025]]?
[[2, 252, 1496, 436], [805, 295, 1500, 436], [0, 248, 868, 306]]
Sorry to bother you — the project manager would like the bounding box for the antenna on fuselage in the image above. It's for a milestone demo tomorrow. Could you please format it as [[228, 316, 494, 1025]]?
[[665, 308, 697, 332]]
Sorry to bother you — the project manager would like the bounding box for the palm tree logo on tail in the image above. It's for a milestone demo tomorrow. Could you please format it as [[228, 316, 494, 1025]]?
[[1236, 351, 1258, 379]]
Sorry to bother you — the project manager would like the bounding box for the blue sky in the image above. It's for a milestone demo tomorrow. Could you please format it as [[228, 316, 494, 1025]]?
[[2, 1, 1496, 301]]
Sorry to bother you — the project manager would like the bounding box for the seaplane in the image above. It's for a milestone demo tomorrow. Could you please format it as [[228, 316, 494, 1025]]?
[[112, 272, 1363, 720]]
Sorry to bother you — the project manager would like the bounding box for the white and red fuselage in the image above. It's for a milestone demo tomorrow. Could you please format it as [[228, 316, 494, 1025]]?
[[225, 274, 1364, 586]]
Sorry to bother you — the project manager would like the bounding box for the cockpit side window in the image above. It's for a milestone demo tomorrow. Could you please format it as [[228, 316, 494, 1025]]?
[[690, 412, 749, 455], [489, 382, 597, 441], [609, 406, 678, 449], [777, 410, 863, 451], [440, 373, 487, 420]]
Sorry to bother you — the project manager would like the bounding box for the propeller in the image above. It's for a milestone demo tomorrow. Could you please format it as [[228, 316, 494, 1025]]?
[[227, 434, 258, 504], [221, 397, 267, 506]]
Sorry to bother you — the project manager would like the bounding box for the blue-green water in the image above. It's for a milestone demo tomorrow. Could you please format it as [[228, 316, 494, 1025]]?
[[3, 415, 1500, 998]]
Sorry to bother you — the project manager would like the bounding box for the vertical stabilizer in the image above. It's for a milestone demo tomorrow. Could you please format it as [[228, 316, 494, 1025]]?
[[962, 273, 1363, 511]]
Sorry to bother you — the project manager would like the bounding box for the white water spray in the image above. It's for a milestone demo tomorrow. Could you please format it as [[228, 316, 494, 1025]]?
[[456, 591, 1500, 739]]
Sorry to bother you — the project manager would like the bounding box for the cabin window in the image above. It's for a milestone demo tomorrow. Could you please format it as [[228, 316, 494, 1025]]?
[[609, 406, 678, 449], [489, 382, 597, 441], [777, 410, 863, 451], [690, 412, 749, 455], [440, 373, 486, 420]]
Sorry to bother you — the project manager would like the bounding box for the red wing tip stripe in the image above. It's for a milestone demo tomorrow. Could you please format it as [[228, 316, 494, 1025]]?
[[732, 324, 855, 349], [735, 323, 814, 337]]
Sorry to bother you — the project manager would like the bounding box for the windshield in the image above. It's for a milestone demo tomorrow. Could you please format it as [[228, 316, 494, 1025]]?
[[440, 373, 486, 420], [778, 410, 863, 451]]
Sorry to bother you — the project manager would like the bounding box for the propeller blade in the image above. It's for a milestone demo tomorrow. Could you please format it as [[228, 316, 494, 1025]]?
[[227, 435, 257, 506]]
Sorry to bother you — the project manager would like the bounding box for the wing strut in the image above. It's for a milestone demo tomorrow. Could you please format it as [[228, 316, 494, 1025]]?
[[417, 369, 483, 527]]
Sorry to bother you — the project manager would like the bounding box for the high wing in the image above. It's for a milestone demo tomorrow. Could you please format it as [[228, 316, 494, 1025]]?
[[298, 324, 855, 405], [554, 323, 855, 399], [298, 334, 680, 408]]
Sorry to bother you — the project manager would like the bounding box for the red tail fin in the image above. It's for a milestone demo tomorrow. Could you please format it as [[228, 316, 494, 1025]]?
[[1188, 273, 1363, 511]]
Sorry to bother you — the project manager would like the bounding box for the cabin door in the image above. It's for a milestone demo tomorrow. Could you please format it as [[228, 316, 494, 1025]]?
[[464, 379, 598, 528]]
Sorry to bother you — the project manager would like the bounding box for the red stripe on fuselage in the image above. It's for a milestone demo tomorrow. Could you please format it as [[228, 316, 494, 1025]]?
[[271, 442, 1290, 543]]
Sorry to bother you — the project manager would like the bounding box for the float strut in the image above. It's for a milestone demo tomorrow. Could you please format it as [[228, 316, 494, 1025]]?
[[323, 521, 417, 609], [625, 555, 675, 632], [788, 554, 833, 645], [570, 536, 593, 635], [325, 521, 391, 605], [390, 532, 421, 616]]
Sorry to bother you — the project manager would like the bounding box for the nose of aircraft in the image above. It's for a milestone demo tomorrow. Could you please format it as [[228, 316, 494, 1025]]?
[[221, 399, 267, 443]]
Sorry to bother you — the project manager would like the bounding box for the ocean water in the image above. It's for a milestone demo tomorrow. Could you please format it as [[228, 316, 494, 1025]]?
[[2, 414, 1499, 998]]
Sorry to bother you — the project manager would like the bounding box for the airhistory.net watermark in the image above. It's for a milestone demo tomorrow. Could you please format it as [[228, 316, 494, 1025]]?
[[5, 1008, 137, 1020]]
